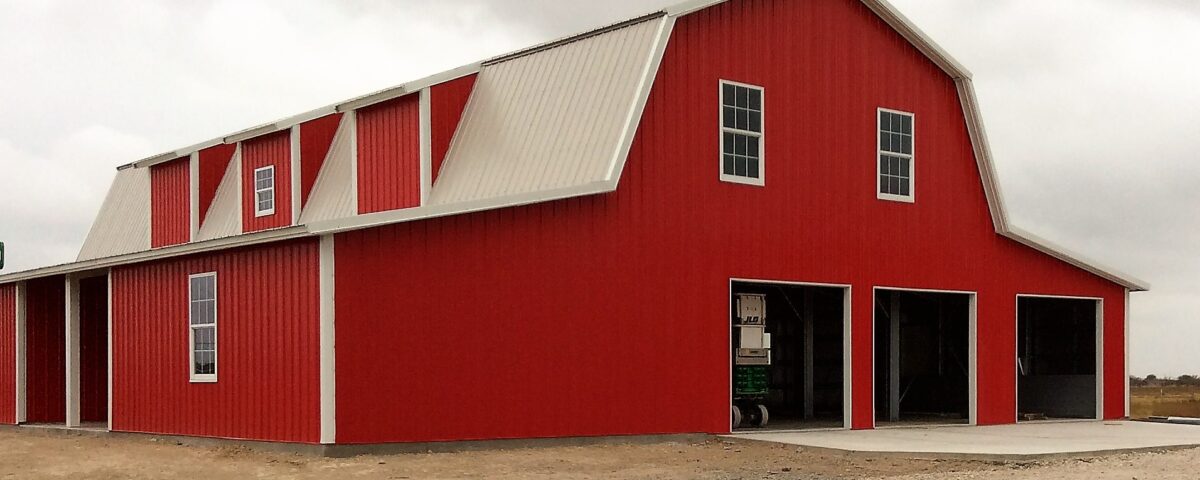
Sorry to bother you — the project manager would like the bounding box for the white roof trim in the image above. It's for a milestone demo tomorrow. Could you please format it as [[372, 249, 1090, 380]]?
[[336, 62, 482, 113], [1, 227, 307, 284]]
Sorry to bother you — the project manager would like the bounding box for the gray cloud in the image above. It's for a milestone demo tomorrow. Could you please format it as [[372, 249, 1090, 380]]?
[[0, 0, 1195, 375]]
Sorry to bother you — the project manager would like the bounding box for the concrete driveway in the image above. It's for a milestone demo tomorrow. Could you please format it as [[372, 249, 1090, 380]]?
[[730, 421, 1200, 460]]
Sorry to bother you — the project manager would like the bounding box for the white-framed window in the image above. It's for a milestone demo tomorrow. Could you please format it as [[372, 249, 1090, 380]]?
[[877, 108, 915, 202], [720, 80, 765, 186], [254, 165, 276, 217], [188, 273, 217, 383]]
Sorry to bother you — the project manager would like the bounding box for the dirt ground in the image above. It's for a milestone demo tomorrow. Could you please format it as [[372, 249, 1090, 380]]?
[[0, 429, 1197, 479]]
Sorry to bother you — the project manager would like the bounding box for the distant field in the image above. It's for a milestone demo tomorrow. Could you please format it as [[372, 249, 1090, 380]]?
[[1131, 386, 1200, 418]]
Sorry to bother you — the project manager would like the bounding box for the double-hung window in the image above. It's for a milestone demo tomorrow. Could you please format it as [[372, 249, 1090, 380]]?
[[720, 81, 765, 186], [189, 273, 217, 382], [878, 109, 914, 202], [254, 166, 275, 217]]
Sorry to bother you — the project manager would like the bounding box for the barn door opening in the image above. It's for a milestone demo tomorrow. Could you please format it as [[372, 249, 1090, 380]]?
[[874, 289, 973, 426], [729, 281, 849, 431], [77, 276, 109, 427], [1017, 296, 1100, 421]]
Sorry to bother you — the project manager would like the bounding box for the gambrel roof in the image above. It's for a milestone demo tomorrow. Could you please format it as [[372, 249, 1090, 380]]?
[[0, 0, 1148, 291]]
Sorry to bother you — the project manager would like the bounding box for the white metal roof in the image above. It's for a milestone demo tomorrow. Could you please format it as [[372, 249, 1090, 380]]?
[[1, 0, 1148, 292], [428, 16, 666, 206], [195, 146, 243, 242], [76, 168, 151, 262]]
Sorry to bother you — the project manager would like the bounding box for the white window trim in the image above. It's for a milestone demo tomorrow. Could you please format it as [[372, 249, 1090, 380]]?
[[188, 272, 218, 383], [876, 107, 915, 203], [253, 165, 276, 217], [719, 80, 765, 187]]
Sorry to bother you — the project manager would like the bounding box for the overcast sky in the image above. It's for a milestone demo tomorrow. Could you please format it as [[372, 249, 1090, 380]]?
[[0, 1, 1196, 375]]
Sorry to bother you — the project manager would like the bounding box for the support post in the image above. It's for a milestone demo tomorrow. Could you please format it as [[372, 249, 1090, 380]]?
[[15, 282, 26, 424], [802, 289, 815, 419], [65, 275, 81, 428], [319, 235, 337, 444], [889, 293, 901, 422]]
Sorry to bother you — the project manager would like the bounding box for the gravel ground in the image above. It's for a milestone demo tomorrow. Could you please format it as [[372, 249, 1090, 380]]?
[[0, 429, 1195, 479]]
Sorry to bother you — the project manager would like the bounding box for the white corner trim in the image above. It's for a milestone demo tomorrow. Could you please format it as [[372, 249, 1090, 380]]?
[[606, 14, 675, 184], [107, 270, 113, 431], [291, 126, 302, 224], [419, 88, 432, 206], [65, 275, 81, 428], [319, 235, 336, 444], [15, 281, 26, 424], [1124, 288, 1131, 418], [189, 152, 199, 241]]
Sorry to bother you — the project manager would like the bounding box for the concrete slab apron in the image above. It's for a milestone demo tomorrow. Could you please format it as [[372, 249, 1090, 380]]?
[[727, 421, 1200, 460]]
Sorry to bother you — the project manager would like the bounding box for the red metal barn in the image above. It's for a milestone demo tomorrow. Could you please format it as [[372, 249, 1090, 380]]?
[[0, 0, 1145, 448]]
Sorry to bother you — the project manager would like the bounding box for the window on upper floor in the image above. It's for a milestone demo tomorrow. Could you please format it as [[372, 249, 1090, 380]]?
[[720, 81, 764, 186], [189, 273, 217, 383], [254, 166, 276, 216], [878, 109, 914, 202]]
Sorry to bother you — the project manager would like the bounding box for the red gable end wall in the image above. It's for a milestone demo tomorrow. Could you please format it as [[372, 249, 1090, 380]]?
[[0, 285, 14, 424], [241, 131, 293, 233], [299, 114, 344, 207], [430, 74, 477, 183], [332, 0, 1126, 444], [197, 144, 237, 222], [111, 239, 320, 443], [150, 158, 191, 248], [357, 95, 422, 214]]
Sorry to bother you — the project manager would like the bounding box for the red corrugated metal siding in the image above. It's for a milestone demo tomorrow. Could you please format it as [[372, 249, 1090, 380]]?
[[241, 131, 293, 233], [430, 74, 477, 183], [79, 276, 108, 423], [0, 285, 15, 424], [111, 239, 320, 443], [300, 113, 344, 207], [25, 276, 65, 424], [198, 144, 238, 222], [357, 94, 421, 213], [150, 158, 191, 248], [333, 0, 1127, 444]]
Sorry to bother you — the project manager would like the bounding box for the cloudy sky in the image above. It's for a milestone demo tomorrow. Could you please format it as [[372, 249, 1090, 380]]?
[[0, 1, 1196, 375]]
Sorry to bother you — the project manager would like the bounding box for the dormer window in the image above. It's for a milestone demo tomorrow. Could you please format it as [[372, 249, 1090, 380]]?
[[254, 166, 276, 217]]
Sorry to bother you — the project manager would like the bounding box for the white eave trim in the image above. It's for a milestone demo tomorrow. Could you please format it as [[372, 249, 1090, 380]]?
[[0, 227, 308, 284]]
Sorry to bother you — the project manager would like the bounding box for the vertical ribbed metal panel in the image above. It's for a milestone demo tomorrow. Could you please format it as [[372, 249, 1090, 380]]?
[[428, 18, 664, 206], [197, 144, 238, 221], [78, 276, 107, 423], [333, 0, 1129, 443], [356, 94, 422, 214], [299, 114, 344, 207], [78, 168, 151, 261], [0, 284, 14, 424], [298, 114, 356, 223], [241, 131, 293, 233], [24, 276, 64, 424], [429, 74, 477, 183], [111, 239, 320, 443], [196, 147, 243, 242], [150, 158, 191, 248]]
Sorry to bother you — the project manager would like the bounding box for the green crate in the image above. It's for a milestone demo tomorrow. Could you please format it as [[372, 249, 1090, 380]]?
[[734, 365, 769, 396]]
